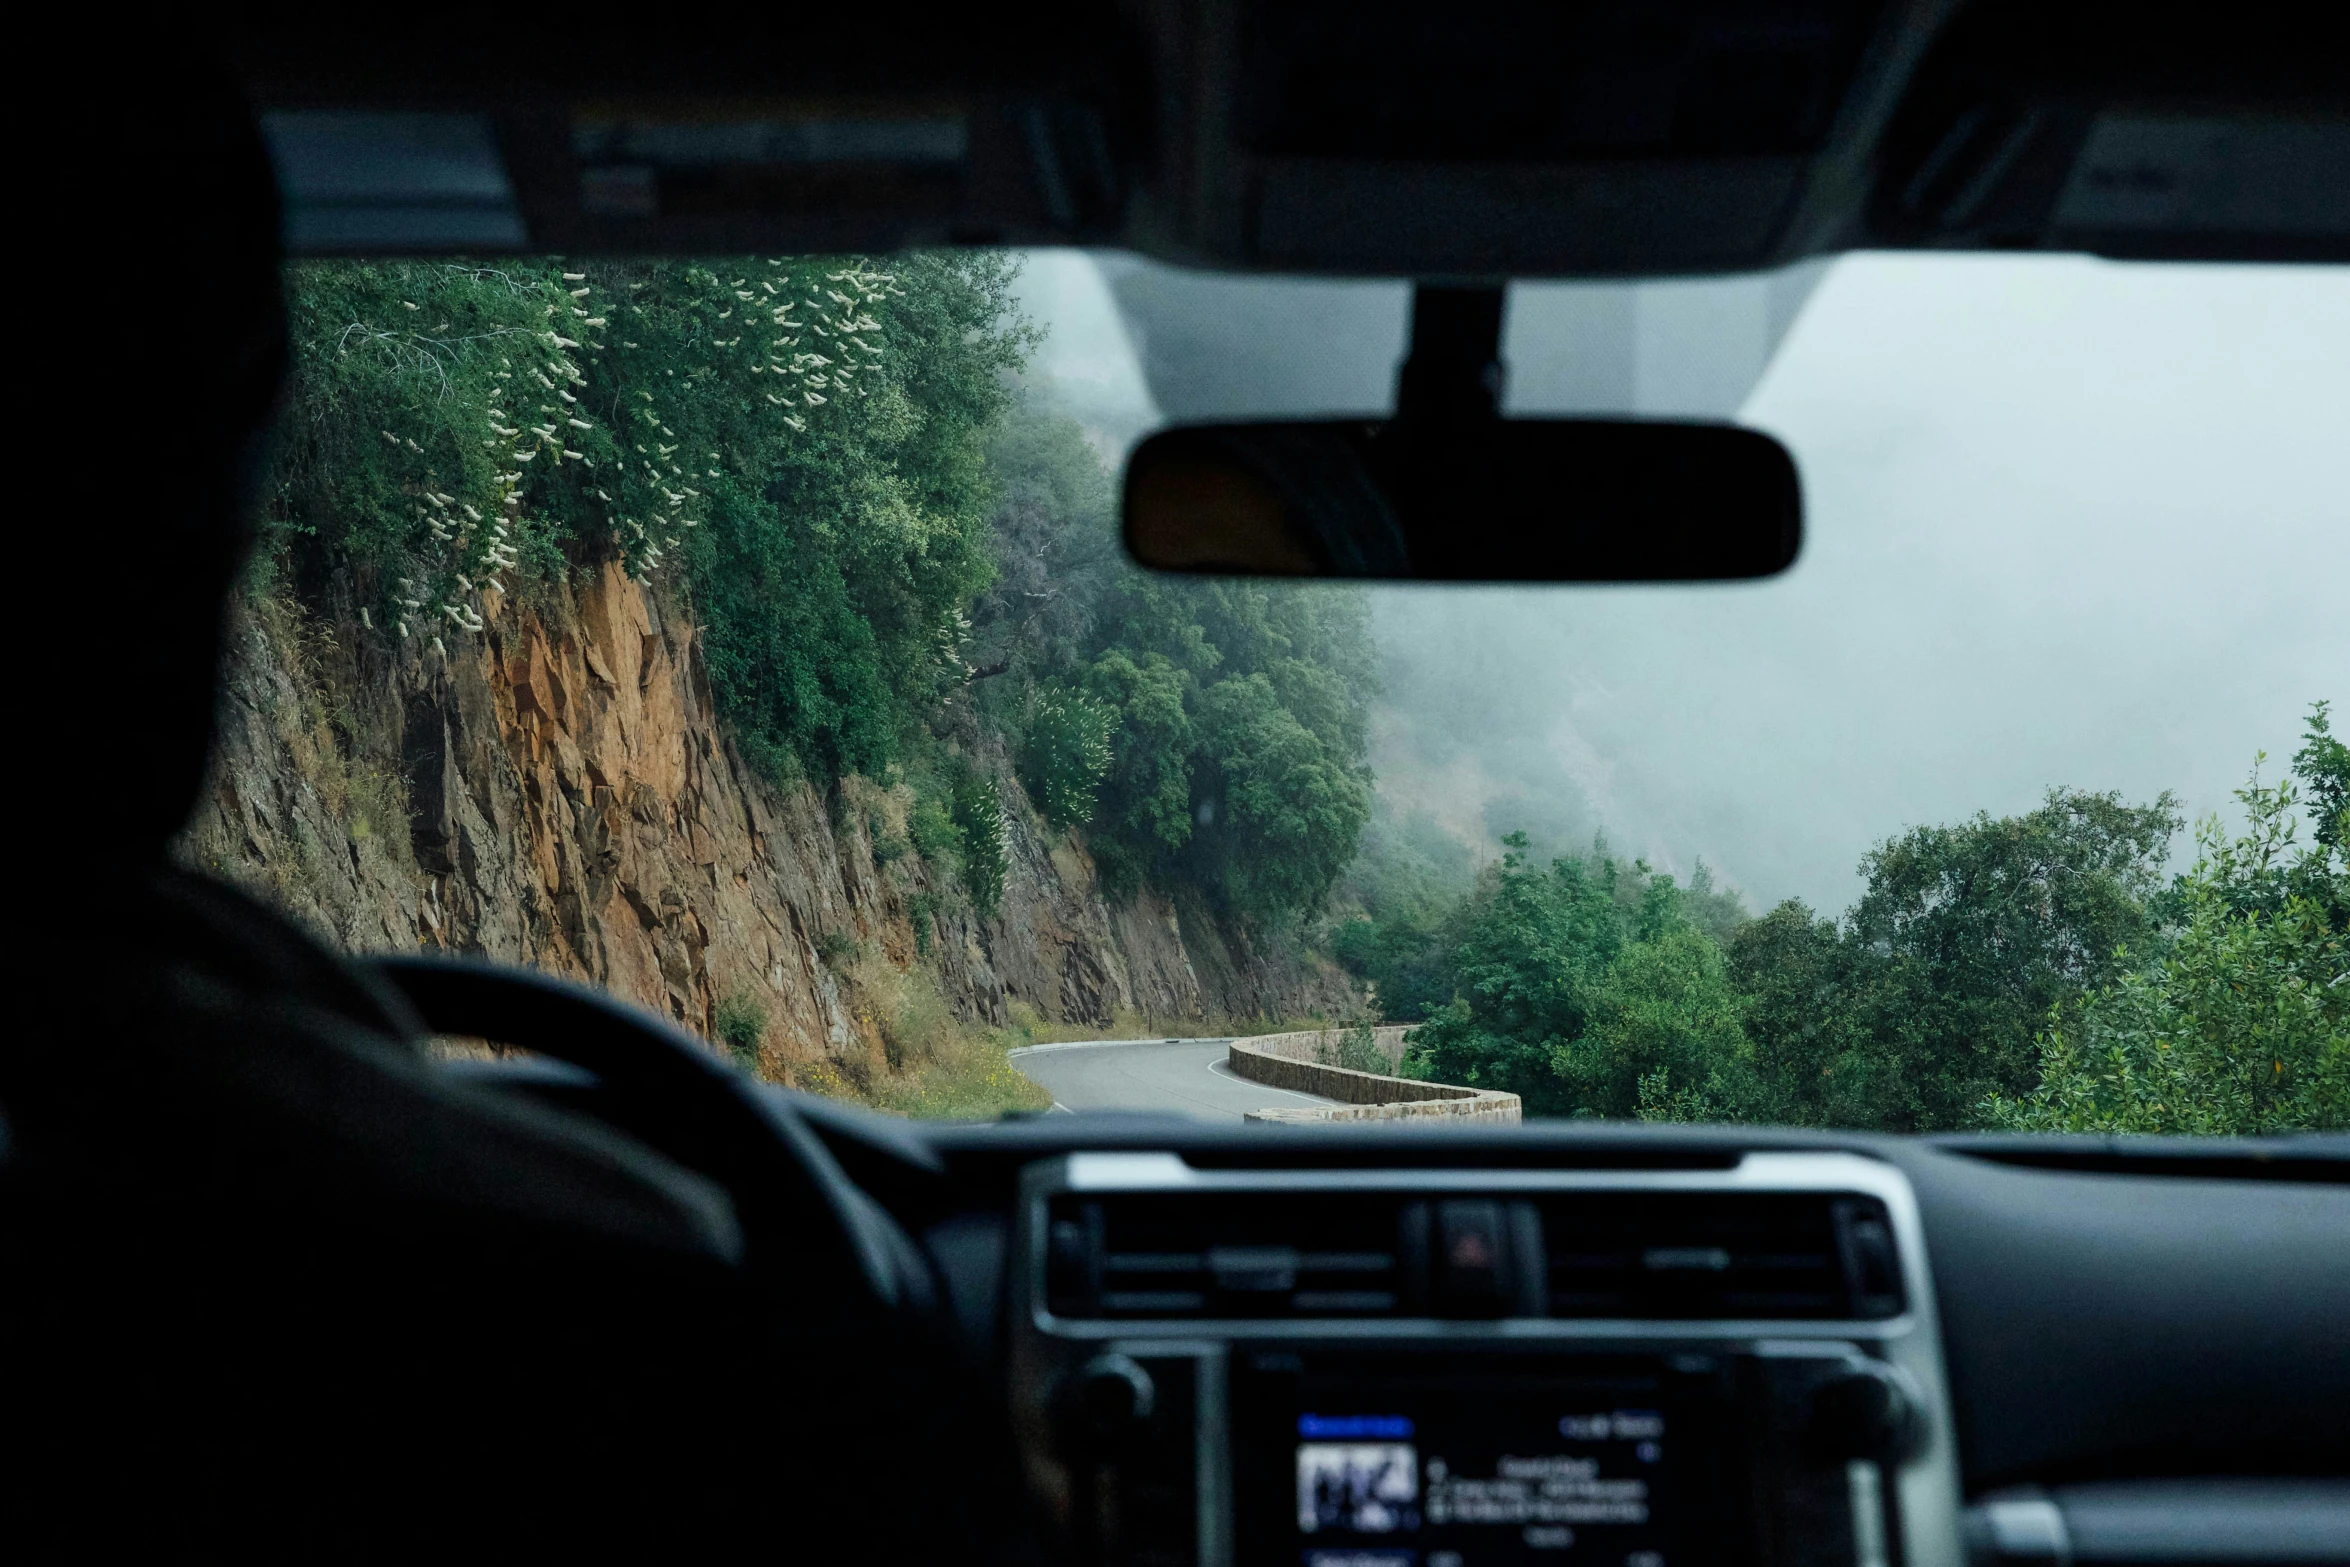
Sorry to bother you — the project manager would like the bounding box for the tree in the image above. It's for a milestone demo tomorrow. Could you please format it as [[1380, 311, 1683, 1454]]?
[[1082, 650, 1196, 894], [2289, 700, 2349, 933], [1588, 920, 1755, 1121], [1993, 714, 2350, 1135], [1332, 910, 1458, 1023], [1727, 901, 1889, 1126], [966, 409, 1121, 682], [1402, 837, 1622, 1110], [1402, 837, 1755, 1117], [1328, 805, 1478, 1022], [964, 407, 1381, 927], [1827, 787, 2180, 1129], [1404, 787, 2181, 1127], [675, 253, 1027, 778], [1186, 674, 1372, 921], [1360, 709, 2342, 1134], [1063, 564, 1376, 924]]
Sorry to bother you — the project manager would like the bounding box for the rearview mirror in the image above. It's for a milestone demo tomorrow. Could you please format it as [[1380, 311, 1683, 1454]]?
[[1122, 418, 1802, 581]]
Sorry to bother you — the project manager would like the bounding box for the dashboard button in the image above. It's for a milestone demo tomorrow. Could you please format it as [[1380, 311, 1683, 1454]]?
[[1436, 1200, 1511, 1316]]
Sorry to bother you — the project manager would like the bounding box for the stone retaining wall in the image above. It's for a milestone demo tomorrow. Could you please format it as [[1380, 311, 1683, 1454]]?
[[1241, 1097, 1525, 1125], [1230, 1025, 1415, 1075], [1227, 1031, 1521, 1124]]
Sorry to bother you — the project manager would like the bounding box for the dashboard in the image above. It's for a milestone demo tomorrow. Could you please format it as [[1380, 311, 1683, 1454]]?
[[1012, 1150, 1955, 1567], [798, 1108, 2350, 1567]]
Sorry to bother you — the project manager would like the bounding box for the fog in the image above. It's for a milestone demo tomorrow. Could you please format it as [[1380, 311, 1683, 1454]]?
[[1015, 250, 2350, 916]]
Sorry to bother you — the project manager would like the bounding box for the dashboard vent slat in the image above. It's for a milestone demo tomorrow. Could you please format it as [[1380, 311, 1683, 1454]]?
[[1102, 1290, 1207, 1313]]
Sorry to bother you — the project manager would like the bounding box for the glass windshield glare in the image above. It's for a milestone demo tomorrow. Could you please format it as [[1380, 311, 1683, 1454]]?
[[206, 250, 2347, 1133]]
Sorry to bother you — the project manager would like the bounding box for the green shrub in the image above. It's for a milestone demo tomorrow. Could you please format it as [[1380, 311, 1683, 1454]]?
[[909, 792, 962, 861], [1989, 714, 2350, 1135], [714, 988, 768, 1067], [1020, 686, 1116, 828], [1317, 1020, 1388, 1074], [909, 891, 942, 957], [949, 765, 1007, 919]]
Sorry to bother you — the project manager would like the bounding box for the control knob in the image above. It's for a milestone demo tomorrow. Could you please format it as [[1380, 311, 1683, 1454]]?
[[1807, 1360, 1923, 1463], [1055, 1352, 1158, 1456]]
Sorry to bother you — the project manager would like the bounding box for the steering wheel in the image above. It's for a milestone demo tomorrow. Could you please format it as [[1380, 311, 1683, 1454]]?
[[362, 955, 1012, 1558], [365, 954, 918, 1316]]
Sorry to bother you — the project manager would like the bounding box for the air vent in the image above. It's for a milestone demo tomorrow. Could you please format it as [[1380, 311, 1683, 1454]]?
[[1046, 1193, 1411, 1319], [1043, 1189, 1906, 1322], [1540, 1193, 1904, 1320]]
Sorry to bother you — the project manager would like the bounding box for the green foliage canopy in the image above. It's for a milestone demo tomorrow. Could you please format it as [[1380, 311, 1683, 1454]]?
[[1832, 787, 2181, 1127], [279, 271, 1377, 932], [971, 412, 1378, 926], [1993, 713, 2350, 1134], [1020, 685, 1118, 829], [1703, 788, 2184, 1131], [274, 254, 1027, 784], [1369, 712, 2343, 1136], [1085, 577, 1375, 922], [1402, 835, 1750, 1117]]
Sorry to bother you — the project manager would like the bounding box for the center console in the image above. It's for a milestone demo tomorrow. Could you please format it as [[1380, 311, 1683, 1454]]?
[[1009, 1152, 1962, 1567]]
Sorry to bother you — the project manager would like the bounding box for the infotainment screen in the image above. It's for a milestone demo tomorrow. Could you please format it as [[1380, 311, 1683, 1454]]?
[[1233, 1350, 1745, 1567]]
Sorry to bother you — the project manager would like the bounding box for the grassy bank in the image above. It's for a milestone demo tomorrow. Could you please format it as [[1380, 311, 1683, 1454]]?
[[773, 981, 1375, 1121]]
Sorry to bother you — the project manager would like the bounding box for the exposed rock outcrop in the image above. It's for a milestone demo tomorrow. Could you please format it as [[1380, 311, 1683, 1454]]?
[[179, 563, 1357, 1076]]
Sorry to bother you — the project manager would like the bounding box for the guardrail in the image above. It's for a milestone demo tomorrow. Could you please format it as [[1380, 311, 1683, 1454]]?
[[1226, 1028, 1521, 1125]]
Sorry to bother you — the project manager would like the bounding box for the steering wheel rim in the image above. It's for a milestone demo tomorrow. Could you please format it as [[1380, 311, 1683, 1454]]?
[[363, 956, 1024, 1561], [366, 954, 900, 1310]]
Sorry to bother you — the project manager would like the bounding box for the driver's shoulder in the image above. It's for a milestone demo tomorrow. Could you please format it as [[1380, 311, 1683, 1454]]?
[[8, 863, 743, 1270]]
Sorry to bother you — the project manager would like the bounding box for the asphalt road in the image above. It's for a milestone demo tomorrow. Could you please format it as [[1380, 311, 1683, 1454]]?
[[1010, 1037, 1338, 1120]]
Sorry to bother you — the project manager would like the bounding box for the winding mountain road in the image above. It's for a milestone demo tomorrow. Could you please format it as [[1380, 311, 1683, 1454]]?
[[1009, 1036, 1338, 1120]]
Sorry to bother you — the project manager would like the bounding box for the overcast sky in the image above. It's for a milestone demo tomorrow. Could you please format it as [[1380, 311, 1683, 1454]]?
[[1015, 251, 2350, 915]]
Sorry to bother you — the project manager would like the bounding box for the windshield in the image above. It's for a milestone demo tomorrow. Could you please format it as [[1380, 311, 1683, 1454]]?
[[207, 250, 2348, 1133]]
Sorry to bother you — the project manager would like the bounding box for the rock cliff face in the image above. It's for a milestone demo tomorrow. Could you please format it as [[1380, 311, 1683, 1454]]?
[[179, 562, 1355, 1077]]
